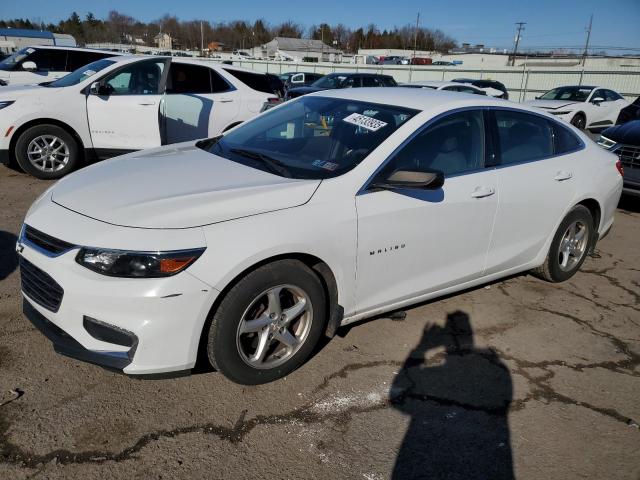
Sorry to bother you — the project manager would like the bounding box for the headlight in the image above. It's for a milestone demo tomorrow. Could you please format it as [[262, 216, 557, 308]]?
[[0, 100, 14, 109], [76, 247, 205, 278], [597, 135, 617, 150]]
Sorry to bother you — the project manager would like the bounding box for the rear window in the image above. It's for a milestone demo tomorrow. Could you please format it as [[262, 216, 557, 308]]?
[[552, 122, 582, 154], [67, 51, 114, 71], [223, 68, 278, 95]]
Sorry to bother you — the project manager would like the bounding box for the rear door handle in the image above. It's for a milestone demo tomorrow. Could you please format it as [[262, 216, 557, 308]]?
[[219, 98, 234, 103], [138, 101, 157, 106], [554, 171, 573, 181], [471, 186, 495, 198]]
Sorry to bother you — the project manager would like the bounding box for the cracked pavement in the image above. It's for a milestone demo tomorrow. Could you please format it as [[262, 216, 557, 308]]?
[[0, 166, 638, 479]]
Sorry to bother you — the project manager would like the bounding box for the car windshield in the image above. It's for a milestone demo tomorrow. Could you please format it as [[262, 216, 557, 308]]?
[[46, 59, 116, 88], [540, 86, 593, 102], [311, 74, 349, 89], [0, 47, 33, 71], [199, 96, 418, 180]]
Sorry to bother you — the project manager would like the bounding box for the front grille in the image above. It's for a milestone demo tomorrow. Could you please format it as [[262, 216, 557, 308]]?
[[24, 225, 75, 256], [19, 257, 64, 312], [615, 144, 640, 169]]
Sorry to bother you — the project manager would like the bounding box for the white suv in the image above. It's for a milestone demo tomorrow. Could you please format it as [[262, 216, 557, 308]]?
[[0, 46, 120, 87], [0, 55, 279, 178]]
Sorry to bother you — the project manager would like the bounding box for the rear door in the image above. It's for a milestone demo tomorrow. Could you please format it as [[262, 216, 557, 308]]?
[[484, 109, 580, 274], [86, 58, 169, 152], [162, 62, 240, 143]]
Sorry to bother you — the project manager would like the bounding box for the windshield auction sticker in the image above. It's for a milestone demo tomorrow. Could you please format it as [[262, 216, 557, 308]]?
[[342, 113, 388, 132]]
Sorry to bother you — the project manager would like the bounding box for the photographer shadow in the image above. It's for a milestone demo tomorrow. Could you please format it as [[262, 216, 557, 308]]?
[[391, 311, 514, 480]]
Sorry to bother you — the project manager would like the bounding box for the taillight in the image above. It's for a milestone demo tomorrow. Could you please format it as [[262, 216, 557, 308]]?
[[267, 97, 280, 104], [616, 160, 624, 176]]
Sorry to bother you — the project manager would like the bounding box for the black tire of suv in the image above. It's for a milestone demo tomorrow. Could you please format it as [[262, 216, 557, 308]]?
[[206, 259, 327, 385], [15, 124, 80, 180], [532, 205, 594, 283], [570, 113, 586, 130]]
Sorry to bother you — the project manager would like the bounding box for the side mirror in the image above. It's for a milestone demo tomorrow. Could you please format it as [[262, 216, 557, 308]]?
[[371, 169, 445, 191], [592, 97, 604, 105], [22, 61, 37, 72], [89, 81, 111, 96]]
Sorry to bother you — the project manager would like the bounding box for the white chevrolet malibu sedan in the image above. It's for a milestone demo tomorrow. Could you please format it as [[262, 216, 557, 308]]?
[[18, 88, 623, 384]]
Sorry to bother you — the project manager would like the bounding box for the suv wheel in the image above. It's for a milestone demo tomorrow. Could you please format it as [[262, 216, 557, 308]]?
[[206, 260, 327, 384], [15, 124, 80, 179]]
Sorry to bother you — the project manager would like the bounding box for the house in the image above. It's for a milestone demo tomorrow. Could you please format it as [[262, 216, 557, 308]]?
[[261, 37, 342, 62], [154, 33, 172, 50]]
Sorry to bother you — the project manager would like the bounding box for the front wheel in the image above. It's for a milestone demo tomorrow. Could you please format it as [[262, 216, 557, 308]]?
[[532, 205, 594, 282], [15, 124, 80, 179], [206, 260, 327, 384], [570, 113, 586, 130]]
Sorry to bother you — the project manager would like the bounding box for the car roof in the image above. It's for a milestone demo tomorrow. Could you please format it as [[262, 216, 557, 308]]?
[[401, 81, 471, 89], [309, 87, 535, 114], [24, 45, 124, 55]]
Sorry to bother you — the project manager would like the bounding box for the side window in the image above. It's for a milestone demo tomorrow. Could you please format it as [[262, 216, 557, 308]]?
[[21, 49, 67, 71], [551, 122, 582, 155], [604, 90, 622, 101], [362, 76, 381, 87], [67, 51, 110, 71], [223, 68, 276, 94], [494, 110, 553, 165], [378, 110, 485, 178], [167, 63, 212, 94], [102, 60, 165, 95]]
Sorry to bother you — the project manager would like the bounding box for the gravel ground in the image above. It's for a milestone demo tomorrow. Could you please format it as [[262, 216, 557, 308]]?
[[0, 164, 638, 480]]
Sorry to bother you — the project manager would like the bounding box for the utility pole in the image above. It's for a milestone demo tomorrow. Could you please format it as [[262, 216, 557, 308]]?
[[511, 22, 526, 66], [321, 25, 324, 63], [200, 20, 204, 55], [413, 12, 420, 60], [582, 14, 593, 67]]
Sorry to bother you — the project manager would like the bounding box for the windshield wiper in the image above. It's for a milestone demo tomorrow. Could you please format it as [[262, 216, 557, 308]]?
[[229, 148, 292, 178], [196, 135, 223, 151]]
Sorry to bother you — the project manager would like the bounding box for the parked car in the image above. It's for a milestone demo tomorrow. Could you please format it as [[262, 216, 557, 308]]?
[[452, 78, 509, 99], [0, 46, 120, 86], [0, 56, 279, 179], [410, 57, 432, 65], [399, 80, 487, 95], [524, 85, 629, 131], [616, 96, 640, 125], [18, 89, 622, 384], [598, 120, 640, 196], [432, 61, 456, 66], [380, 56, 409, 65], [278, 72, 324, 90], [285, 73, 397, 99]]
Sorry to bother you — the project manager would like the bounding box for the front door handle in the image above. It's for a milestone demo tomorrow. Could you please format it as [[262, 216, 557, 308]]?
[[138, 101, 157, 106], [219, 98, 234, 103], [554, 171, 573, 181], [471, 186, 495, 198]]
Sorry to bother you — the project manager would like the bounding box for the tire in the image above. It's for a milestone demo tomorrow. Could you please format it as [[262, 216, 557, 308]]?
[[532, 205, 594, 282], [15, 124, 80, 179], [570, 112, 586, 130], [206, 259, 327, 384]]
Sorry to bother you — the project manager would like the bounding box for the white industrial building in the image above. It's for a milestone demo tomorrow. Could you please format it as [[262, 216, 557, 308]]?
[[0, 28, 76, 53], [260, 37, 342, 62]]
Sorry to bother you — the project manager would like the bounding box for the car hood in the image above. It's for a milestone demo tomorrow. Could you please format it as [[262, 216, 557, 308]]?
[[51, 143, 321, 229], [288, 86, 324, 96], [0, 83, 57, 97], [524, 99, 580, 110], [602, 120, 640, 145]]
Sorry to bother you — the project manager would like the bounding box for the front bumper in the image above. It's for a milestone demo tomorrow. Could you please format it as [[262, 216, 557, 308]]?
[[18, 229, 219, 375]]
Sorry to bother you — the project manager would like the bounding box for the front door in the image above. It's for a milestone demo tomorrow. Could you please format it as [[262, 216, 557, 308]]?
[[86, 58, 169, 152], [355, 109, 498, 314]]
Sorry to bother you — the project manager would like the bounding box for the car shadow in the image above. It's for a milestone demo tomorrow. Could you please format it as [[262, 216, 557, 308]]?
[[618, 194, 640, 213], [0, 230, 19, 281], [390, 310, 514, 480]]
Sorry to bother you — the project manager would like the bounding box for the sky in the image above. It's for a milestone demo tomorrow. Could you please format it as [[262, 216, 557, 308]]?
[[1, 0, 639, 52]]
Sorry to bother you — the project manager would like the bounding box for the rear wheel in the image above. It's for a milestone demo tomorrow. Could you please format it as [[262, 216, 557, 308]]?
[[206, 260, 327, 384], [570, 112, 586, 130], [15, 124, 80, 179], [533, 205, 594, 282]]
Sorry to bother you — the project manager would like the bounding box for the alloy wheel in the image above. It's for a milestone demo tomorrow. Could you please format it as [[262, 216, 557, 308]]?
[[557, 220, 589, 272], [26, 135, 70, 172], [236, 284, 313, 369]]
